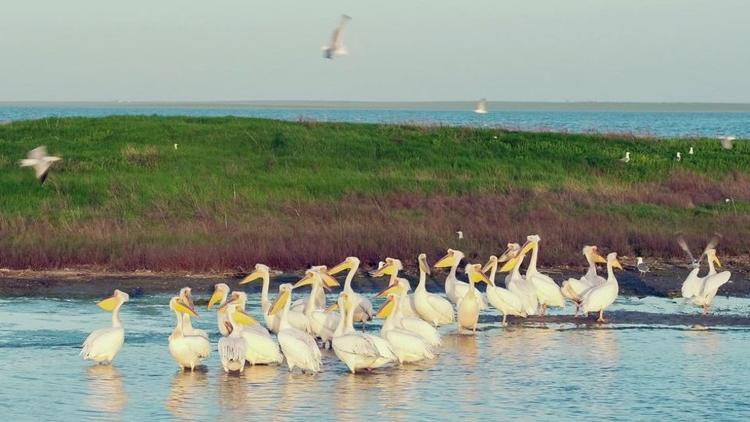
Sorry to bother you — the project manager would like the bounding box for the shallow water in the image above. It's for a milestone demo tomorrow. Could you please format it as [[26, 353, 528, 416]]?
[[1, 105, 749, 138], [1, 293, 750, 420]]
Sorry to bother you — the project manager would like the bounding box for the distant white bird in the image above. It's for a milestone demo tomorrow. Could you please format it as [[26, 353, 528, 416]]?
[[675, 152, 682, 161], [322, 15, 351, 59], [474, 98, 488, 114], [688, 147, 694, 155], [718, 136, 735, 150], [174, 144, 178, 150], [636, 257, 650, 276], [620, 151, 631, 163], [19, 146, 62, 184], [456, 231, 464, 240]]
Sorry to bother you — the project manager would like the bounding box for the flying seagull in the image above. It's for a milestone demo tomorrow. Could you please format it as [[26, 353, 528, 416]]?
[[636, 257, 650, 276], [718, 136, 735, 150], [19, 146, 62, 184], [620, 151, 631, 163], [474, 98, 488, 114], [322, 15, 351, 59]]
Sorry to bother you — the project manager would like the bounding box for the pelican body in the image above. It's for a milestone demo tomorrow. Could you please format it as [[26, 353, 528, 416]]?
[[561, 246, 607, 317], [435, 249, 487, 309], [378, 293, 435, 363], [502, 243, 538, 316], [681, 249, 731, 315], [414, 254, 454, 326], [457, 264, 486, 333], [168, 296, 210, 370], [81, 290, 129, 365], [482, 255, 526, 326], [581, 252, 622, 322], [271, 284, 322, 374], [523, 235, 565, 315]]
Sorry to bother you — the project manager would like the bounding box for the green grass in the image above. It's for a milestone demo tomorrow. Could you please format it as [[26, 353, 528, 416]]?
[[0, 116, 748, 271]]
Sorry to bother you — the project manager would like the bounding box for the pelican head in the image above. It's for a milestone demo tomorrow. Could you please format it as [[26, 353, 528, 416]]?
[[705, 249, 721, 267], [207, 283, 230, 309], [482, 255, 498, 273], [418, 253, 431, 275], [519, 235, 541, 255], [97, 289, 129, 312], [294, 267, 340, 291], [169, 296, 198, 318], [607, 252, 623, 270], [240, 264, 271, 285], [370, 257, 403, 277], [434, 249, 465, 268], [584, 246, 607, 264], [269, 283, 293, 316], [328, 256, 361, 276], [500, 244, 529, 273], [178, 287, 196, 312], [465, 263, 491, 285]]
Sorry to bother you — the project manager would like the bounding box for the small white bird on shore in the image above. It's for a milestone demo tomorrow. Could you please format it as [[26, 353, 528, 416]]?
[[456, 231, 464, 240], [688, 147, 694, 155], [322, 15, 351, 59], [718, 136, 735, 150], [636, 257, 650, 276], [620, 151, 630, 163], [675, 152, 682, 161], [174, 143, 178, 150], [19, 146, 62, 184], [474, 99, 488, 114]]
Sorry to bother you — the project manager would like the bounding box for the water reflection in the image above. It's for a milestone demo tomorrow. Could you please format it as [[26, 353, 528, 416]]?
[[166, 368, 209, 419], [84, 365, 127, 415]]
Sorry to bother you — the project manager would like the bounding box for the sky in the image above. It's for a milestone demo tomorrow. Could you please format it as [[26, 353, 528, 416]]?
[[1, 0, 748, 103]]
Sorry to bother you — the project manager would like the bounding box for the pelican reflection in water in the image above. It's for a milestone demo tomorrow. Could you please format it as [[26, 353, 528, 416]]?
[[166, 369, 210, 420], [84, 365, 127, 415]]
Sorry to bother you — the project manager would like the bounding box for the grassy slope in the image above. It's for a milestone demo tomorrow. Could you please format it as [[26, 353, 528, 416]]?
[[0, 116, 748, 271]]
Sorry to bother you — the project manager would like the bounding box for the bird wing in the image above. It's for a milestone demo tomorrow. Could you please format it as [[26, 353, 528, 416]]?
[[29, 146, 47, 160], [335, 334, 380, 357], [676, 235, 696, 265]]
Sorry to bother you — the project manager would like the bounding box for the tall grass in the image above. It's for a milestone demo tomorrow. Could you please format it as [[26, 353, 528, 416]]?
[[0, 116, 748, 271]]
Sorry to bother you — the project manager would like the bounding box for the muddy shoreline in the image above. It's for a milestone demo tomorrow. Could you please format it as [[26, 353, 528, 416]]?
[[1, 262, 747, 298]]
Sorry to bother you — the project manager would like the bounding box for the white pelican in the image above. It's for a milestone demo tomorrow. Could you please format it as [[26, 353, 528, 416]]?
[[456, 264, 487, 333], [207, 283, 232, 335], [434, 249, 487, 309], [676, 152, 682, 161], [413, 253, 454, 326], [327, 256, 374, 323], [168, 296, 210, 371], [581, 252, 622, 322], [290, 265, 332, 312], [217, 300, 252, 373], [378, 282, 441, 348], [377, 291, 435, 363], [294, 269, 341, 346], [682, 249, 732, 315], [620, 152, 630, 163], [522, 235, 565, 316], [481, 255, 526, 326], [371, 258, 420, 318], [269, 283, 322, 374], [561, 246, 607, 317], [19, 145, 62, 184], [178, 287, 208, 339], [474, 98, 488, 114], [331, 293, 395, 373], [501, 243, 538, 316], [240, 264, 309, 333], [322, 14, 351, 59], [81, 289, 129, 364], [228, 291, 283, 365]]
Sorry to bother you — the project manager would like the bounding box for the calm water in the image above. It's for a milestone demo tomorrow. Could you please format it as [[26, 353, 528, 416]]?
[[1, 105, 749, 139], [1, 293, 750, 420]]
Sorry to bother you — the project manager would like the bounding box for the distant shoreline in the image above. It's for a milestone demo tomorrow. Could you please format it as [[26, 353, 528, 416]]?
[[2, 100, 750, 113]]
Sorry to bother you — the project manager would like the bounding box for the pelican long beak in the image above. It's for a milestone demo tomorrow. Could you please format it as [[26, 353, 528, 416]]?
[[376, 297, 395, 318], [293, 272, 315, 289], [468, 267, 491, 284], [96, 294, 120, 312], [325, 303, 339, 313], [434, 251, 455, 268], [239, 270, 264, 285], [482, 256, 497, 273], [174, 300, 199, 318], [499, 256, 519, 273], [327, 260, 351, 276], [269, 289, 290, 316], [371, 260, 397, 277], [376, 284, 402, 298], [497, 247, 512, 263], [712, 254, 722, 268], [519, 240, 535, 255], [207, 289, 224, 309], [592, 249, 607, 264], [612, 259, 623, 270], [320, 272, 340, 289], [233, 310, 257, 325], [217, 297, 238, 313]]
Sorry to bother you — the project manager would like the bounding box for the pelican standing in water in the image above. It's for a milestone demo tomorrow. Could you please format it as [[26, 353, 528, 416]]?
[[377, 290, 435, 363], [81, 289, 130, 364], [581, 252, 622, 323], [178, 287, 208, 339], [474, 98, 488, 114], [481, 255, 526, 326], [168, 296, 210, 371], [19, 145, 62, 184], [295, 268, 341, 346], [229, 291, 284, 365], [522, 235, 565, 316], [291, 265, 330, 312], [270, 283, 322, 374], [434, 249, 487, 308], [378, 282, 441, 347], [322, 15, 351, 59], [457, 264, 488, 334], [207, 283, 231, 335], [371, 258, 420, 318], [217, 299, 254, 373], [413, 254, 454, 326], [240, 264, 309, 333], [327, 257, 374, 323], [682, 249, 732, 315], [561, 246, 607, 317], [501, 243, 538, 316]]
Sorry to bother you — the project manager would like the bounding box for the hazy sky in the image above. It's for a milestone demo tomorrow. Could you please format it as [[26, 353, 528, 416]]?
[[1, 0, 748, 102]]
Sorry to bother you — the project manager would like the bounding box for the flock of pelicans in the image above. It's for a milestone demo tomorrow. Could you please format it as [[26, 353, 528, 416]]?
[[80, 234, 733, 375]]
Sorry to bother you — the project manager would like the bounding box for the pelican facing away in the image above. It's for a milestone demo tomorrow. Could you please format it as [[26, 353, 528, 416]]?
[[19, 145, 62, 184], [81, 289, 130, 364], [322, 15, 351, 59], [217, 300, 253, 373], [168, 296, 210, 371], [270, 283, 322, 374]]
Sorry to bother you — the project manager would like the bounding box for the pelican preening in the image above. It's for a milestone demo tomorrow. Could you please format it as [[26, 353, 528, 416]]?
[[19, 145, 62, 184], [81, 289, 129, 364], [322, 14, 351, 59]]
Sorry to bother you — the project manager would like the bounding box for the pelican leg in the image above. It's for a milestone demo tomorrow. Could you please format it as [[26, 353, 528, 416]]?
[[502, 314, 508, 327], [573, 303, 579, 318], [596, 310, 607, 323], [703, 305, 709, 316]]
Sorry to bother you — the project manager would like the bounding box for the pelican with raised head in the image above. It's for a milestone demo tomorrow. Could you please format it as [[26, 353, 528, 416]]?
[[207, 283, 231, 335], [294, 268, 341, 346], [413, 254, 454, 326], [434, 249, 487, 309], [581, 252, 622, 322], [522, 235, 565, 316], [328, 257, 373, 323], [168, 296, 210, 370], [481, 255, 526, 326], [501, 243, 538, 316], [561, 246, 607, 317], [270, 283, 322, 374], [240, 264, 309, 333], [81, 289, 129, 365]]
